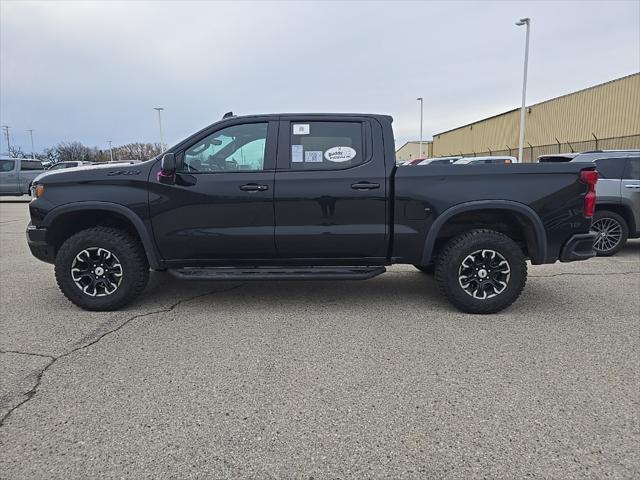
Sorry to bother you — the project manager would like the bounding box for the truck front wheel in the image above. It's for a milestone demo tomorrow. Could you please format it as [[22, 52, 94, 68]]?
[[434, 229, 527, 314], [54, 227, 149, 311]]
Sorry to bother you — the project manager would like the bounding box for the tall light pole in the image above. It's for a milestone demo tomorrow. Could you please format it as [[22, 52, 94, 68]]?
[[1, 125, 11, 153], [27, 129, 35, 159], [154, 107, 165, 152], [516, 17, 531, 162], [107, 140, 114, 162], [416, 97, 424, 158]]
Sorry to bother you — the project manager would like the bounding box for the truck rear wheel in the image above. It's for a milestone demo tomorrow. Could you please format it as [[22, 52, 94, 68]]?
[[434, 229, 527, 314], [54, 227, 149, 311]]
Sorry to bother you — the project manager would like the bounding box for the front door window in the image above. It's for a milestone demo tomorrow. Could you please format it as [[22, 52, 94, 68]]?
[[183, 123, 268, 173]]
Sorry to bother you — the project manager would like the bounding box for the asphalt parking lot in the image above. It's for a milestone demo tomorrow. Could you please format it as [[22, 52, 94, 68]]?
[[0, 199, 638, 479]]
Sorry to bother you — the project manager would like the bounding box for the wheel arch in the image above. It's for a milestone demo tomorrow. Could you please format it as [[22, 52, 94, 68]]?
[[421, 200, 547, 265], [595, 202, 636, 235], [42, 201, 161, 269]]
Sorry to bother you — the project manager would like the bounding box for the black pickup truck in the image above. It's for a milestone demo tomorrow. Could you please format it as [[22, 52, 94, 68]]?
[[27, 113, 598, 314]]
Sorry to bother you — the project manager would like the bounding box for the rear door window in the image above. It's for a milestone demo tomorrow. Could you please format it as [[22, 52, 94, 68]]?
[[20, 160, 44, 171], [623, 157, 640, 180], [0, 160, 15, 172], [288, 121, 366, 170], [594, 158, 627, 179]]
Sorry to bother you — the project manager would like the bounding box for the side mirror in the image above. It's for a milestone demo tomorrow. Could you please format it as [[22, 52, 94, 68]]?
[[158, 153, 176, 184], [161, 153, 176, 174]]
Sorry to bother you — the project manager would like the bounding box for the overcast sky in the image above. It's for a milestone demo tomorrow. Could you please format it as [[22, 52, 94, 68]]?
[[1, 0, 639, 153]]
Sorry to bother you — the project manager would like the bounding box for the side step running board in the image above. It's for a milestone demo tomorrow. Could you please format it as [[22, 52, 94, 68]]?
[[168, 266, 386, 281]]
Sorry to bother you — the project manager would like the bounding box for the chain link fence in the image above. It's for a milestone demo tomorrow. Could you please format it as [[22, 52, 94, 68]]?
[[450, 134, 640, 162]]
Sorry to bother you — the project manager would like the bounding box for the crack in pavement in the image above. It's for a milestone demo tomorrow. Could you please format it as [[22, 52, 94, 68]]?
[[0, 283, 245, 428], [1, 268, 638, 427], [529, 271, 639, 278]]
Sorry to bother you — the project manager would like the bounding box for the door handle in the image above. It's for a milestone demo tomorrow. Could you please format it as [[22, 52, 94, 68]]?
[[624, 184, 640, 189], [351, 182, 380, 190], [239, 183, 269, 192]]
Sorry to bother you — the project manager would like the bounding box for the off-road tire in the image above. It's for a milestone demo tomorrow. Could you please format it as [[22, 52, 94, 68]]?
[[55, 227, 149, 311], [592, 210, 628, 257], [434, 229, 527, 314], [414, 264, 435, 274]]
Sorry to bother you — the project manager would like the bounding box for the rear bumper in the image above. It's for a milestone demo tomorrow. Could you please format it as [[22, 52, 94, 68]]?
[[559, 232, 596, 262], [26, 223, 55, 264]]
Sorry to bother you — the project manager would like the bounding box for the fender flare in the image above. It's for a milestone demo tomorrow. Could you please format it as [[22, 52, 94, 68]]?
[[420, 200, 547, 265], [42, 201, 161, 269]]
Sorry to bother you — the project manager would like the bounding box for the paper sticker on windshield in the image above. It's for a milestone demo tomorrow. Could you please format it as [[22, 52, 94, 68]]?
[[305, 151, 322, 163], [292, 124, 310, 135], [324, 146, 356, 162], [291, 145, 303, 162]]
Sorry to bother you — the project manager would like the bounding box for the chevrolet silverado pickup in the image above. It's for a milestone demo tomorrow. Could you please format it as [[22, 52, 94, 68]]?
[[27, 113, 598, 314], [0, 157, 45, 195]]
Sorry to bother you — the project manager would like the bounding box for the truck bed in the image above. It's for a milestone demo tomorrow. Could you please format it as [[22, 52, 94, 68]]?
[[392, 163, 595, 265]]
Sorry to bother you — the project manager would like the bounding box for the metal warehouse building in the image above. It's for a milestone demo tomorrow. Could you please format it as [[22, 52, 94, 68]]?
[[395, 141, 433, 163], [424, 73, 640, 162]]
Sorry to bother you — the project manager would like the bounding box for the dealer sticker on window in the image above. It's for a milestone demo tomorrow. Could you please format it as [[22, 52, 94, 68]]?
[[304, 151, 323, 163], [324, 146, 356, 162], [291, 145, 304, 162], [292, 124, 310, 135]]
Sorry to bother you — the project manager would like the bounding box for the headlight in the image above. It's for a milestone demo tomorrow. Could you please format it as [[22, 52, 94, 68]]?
[[32, 184, 45, 198]]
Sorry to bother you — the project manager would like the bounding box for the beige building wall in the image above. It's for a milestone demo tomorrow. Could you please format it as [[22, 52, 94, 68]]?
[[432, 73, 640, 159], [395, 141, 433, 162]]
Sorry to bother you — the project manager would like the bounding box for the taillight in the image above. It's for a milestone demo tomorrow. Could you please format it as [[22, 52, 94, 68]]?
[[580, 170, 598, 218]]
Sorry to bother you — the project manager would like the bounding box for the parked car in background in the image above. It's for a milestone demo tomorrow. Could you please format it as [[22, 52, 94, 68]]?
[[91, 160, 142, 165], [454, 156, 518, 165], [538, 153, 578, 163], [417, 156, 462, 165], [570, 150, 640, 255], [0, 157, 45, 196], [401, 158, 427, 166], [47, 161, 92, 171]]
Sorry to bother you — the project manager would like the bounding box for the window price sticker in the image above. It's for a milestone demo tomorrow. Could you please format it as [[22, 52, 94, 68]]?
[[292, 124, 310, 135], [305, 151, 323, 163], [291, 145, 304, 162]]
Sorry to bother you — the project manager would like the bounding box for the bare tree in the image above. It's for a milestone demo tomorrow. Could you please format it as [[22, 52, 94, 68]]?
[[55, 142, 94, 162], [8, 145, 27, 158], [41, 147, 59, 163], [33, 141, 162, 164], [114, 143, 162, 161], [92, 149, 112, 163]]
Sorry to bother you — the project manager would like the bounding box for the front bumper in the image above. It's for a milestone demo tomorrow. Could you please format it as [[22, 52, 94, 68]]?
[[559, 232, 596, 262], [26, 223, 55, 264]]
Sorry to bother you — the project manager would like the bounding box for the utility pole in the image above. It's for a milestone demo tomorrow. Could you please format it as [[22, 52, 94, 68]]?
[[27, 129, 35, 159], [516, 17, 531, 162], [154, 107, 165, 152], [1, 125, 11, 153], [108, 140, 114, 162], [416, 97, 424, 158]]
